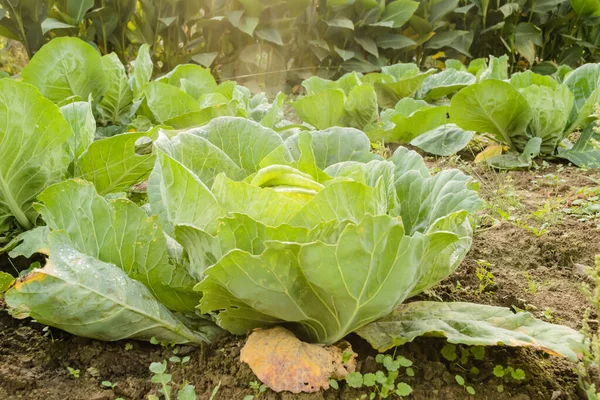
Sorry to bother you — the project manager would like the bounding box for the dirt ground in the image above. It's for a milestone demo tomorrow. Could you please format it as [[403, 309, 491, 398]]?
[[1, 154, 599, 400]]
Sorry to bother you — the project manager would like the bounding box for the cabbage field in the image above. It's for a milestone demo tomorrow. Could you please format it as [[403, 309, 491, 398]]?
[[1, 1, 600, 399]]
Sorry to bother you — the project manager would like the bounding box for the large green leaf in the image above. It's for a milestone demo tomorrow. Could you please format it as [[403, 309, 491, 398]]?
[[293, 89, 346, 129], [344, 84, 378, 129], [153, 132, 245, 187], [375, 68, 436, 108], [76, 131, 157, 195], [571, 0, 600, 17], [98, 53, 134, 124], [370, 0, 419, 27], [163, 64, 218, 98], [197, 214, 427, 343], [416, 69, 475, 100], [410, 124, 474, 156], [355, 301, 585, 361], [450, 80, 532, 151], [143, 82, 201, 123], [22, 37, 108, 103], [268, 127, 377, 170], [0, 80, 72, 234], [34, 180, 200, 311], [563, 63, 600, 133], [370, 101, 449, 143], [149, 144, 225, 235], [188, 117, 285, 174], [6, 242, 216, 344], [391, 147, 483, 235], [557, 123, 600, 168]]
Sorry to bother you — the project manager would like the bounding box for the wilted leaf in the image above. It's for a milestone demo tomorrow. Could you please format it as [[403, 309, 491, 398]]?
[[240, 327, 357, 393], [355, 301, 585, 361]]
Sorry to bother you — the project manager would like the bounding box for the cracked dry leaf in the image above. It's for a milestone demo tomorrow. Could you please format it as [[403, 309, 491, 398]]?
[[240, 326, 356, 393]]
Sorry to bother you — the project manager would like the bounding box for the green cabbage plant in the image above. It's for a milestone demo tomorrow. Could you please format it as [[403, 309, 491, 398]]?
[[4, 117, 585, 360]]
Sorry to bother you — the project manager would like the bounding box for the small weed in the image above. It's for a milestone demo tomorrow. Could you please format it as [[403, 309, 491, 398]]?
[[338, 353, 413, 399], [243, 380, 267, 399], [523, 271, 550, 295], [125, 343, 133, 351], [148, 360, 199, 400], [101, 380, 117, 390], [493, 364, 526, 392], [475, 260, 496, 295], [67, 367, 80, 379], [455, 374, 476, 395]]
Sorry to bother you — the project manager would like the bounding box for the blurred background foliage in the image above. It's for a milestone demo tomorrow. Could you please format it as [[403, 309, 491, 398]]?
[[0, 0, 599, 90]]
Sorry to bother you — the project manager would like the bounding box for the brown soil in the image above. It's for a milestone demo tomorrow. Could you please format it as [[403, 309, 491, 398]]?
[[1, 158, 599, 400]]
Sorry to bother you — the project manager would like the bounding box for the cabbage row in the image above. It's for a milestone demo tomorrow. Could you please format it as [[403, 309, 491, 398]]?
[[0, 38, 586, 362]]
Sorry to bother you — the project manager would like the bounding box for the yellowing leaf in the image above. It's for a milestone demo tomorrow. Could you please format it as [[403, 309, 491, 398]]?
[[240, 327, 357, 393], [431, 51, 446, 60], [475, 145, 504, 163]]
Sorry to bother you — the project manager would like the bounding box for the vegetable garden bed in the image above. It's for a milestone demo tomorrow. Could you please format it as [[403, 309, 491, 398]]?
[[0, 34, 599, 400], [1, 159, 598, 400]]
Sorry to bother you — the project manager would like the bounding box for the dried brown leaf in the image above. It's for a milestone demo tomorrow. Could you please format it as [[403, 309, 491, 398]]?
[[240, 327, 356, 393]]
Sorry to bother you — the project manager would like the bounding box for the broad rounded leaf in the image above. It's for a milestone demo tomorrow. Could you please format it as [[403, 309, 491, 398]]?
[[355, 301, 585, 361], [6, 243, 216, 344], [76, 131, 157, 195], [22, 37, 108, 103], [410, 124, 474, 156], [293, 89, 346, 129], [35, 180, 201, 311], [450, 80, 532, 150]]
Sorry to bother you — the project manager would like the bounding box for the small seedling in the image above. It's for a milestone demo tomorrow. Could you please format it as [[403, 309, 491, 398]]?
[[125, 343, 133, 351], [340, 353, 413, 399], [67, 367, 80, 379], [523, 271, 550, 295], [243, 380, 267, 399], [455, 374, 476, 395], [493, 364, 526, 392], [475, 260, 496, 295], [150, 361, 172, 399], [101, 380, 117, 390]]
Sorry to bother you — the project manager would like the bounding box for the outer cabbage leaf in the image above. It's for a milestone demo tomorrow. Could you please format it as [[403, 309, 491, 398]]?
[[355, 301, 585, 361], [563, 63, 600, 133], [6, 243, 217, 344], [410, 124, 474, 156], [416, 69, 475, 100], [163, 64, 218, 98], [34, 180, 200, 311], [142, 82, 201, 123], [293, 89, 346, 129], [187, 117, 284, 174], [374, 67, 436, 108], [450, 80, 532, 151], [76, 130, 157, 195], [22, 37, 108, 103], [270, 127, 379, 170], [369, 100, 449, 143], [0, 80, 72, 234]]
